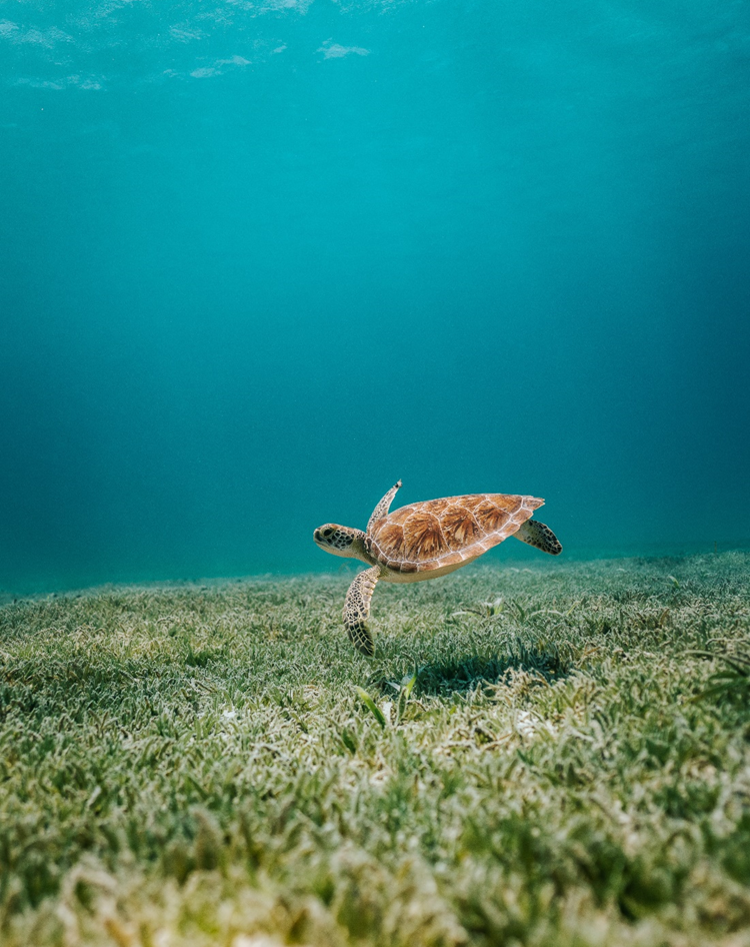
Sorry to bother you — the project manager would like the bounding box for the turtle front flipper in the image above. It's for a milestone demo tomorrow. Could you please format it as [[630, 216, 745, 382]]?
[[515, 519, 562, 555], [367, 480, 402, 533], [343, 566, 381, 656]]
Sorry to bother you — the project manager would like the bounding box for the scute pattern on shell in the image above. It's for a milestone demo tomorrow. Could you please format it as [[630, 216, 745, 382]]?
[[366, 494, 544, 573]]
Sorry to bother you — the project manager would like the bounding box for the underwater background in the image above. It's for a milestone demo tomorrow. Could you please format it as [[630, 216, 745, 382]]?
[[1, 0, 749, 594]]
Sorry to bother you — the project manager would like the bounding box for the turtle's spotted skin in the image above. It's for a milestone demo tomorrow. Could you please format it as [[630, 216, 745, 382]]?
[[343, 567, 379, 656], [314, 480, 562, 655]]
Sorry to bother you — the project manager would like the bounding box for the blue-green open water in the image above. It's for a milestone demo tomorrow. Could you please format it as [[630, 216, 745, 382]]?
[[1, 0, 749, 593]]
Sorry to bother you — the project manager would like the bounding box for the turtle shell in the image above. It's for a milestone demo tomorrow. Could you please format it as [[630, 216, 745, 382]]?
[[365, 493, 544, 574]]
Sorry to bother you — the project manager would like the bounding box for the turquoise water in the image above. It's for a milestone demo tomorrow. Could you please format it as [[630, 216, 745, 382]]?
[[1, 1, 749, 593]]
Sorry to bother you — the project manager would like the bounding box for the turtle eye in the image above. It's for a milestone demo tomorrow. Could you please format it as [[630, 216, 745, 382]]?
[[323, 528, 333, 538]]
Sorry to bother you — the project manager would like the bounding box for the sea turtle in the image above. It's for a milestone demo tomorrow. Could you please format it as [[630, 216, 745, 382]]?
[[313, 480, 562, 656]]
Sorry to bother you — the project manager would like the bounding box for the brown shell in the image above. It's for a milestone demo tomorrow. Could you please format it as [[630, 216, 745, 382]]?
[[365, 494, 544, 574]]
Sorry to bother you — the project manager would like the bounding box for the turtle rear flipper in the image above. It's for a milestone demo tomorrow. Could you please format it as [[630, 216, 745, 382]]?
[[515, 519, 562, 555]]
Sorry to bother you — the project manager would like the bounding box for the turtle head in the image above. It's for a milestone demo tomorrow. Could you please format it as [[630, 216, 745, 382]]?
[[313, 524, 367, 560]]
